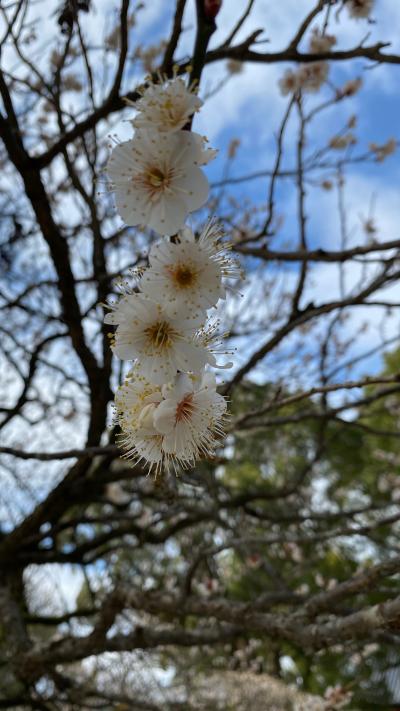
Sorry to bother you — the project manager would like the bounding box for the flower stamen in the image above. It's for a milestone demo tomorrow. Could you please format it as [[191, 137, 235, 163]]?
[[144, 320, 176, 350], [169, 263, 198, 288], [147, 167, 168, 188], [175, 394, 194, 423]]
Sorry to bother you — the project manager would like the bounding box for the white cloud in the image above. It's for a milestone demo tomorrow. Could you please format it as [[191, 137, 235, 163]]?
[[195, 62, 284, 144]]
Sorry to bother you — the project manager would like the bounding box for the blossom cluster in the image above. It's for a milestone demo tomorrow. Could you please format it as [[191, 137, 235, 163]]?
[[369, 138, 397, 162], [279, 29, 336, 96], [105, 76, 238, 474], [107, 76, 216, 236], [278, 0, 373, 99]]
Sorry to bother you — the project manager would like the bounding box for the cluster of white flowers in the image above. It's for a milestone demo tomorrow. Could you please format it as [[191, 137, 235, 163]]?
[[279, 63, 329, 97], [107, 76, 217, 235], [105, 76, 239, 475], [278, 29, 336, 97], [309, 28, 336, 54]]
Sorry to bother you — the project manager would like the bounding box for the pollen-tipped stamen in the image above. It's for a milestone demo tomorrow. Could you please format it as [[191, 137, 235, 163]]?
[[144, 320, 176, 350]]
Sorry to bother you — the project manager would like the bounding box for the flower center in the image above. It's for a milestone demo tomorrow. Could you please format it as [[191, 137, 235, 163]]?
[[175, 394, 194, 423], [170, 263, 198, 288], [144, 320, 175, 350], [147, 168, 167, 188], [163, 97, 174, 113]]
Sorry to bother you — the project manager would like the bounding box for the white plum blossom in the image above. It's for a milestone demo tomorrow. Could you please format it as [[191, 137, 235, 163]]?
[[278, 69, 300, 96], [104, 292, 214, 384], [278, 62, 328, 96], [347, 0, 374, 19], [298, 62, 329, 93], [154, 372, 226, 465], [130, 76, 202, 133], [140, 221, 241, 313], [115, 370, 226, 473], [115, 370, 164, 473], [278, 30, 335, 96], [106, 129, 210, 235], [309, 29, 336, 54]]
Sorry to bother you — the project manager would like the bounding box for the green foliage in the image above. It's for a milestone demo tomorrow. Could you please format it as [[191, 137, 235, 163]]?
[[213, 364, 400, 707]]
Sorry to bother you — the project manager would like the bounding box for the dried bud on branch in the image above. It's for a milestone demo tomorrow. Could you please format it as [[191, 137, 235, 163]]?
[[204, 0, 222, 20]]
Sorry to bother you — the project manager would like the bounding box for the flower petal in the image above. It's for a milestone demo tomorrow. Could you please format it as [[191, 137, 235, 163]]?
[[153, 400, 177, 435], [172, 340, 210, 372], [114, 186, 151, 226], [173, 167, 209, 212], [148, 195, 188, 236]]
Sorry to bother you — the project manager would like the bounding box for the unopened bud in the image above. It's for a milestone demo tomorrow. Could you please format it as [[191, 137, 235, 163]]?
[[204, 0, 222, 19]]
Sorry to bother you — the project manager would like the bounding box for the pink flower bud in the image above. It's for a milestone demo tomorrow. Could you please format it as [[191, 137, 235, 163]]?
[[204, 0, 222, 19]]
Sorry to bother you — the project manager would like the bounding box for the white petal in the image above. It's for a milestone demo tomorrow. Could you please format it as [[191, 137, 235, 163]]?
[[139, 277, 169, 303], [171, 424, 190, 455], [148, 239, 175, 267], [137, 403, 158, 431], [137, 355, 175, 385], [148, 195, 187, 236], [169, 307, 205, 329], [200, 146, 219, 165], [173, 372, 194, 399], [185, 131, 217, 166], [173, 167, 209, 212], [135, 436, 163, 464], [179, 227, 195, 242], [201, 371, 217, 389], [172, 341, 210, 372], [107, 140, 138, 179], [114, 186, 151, 226], [128, 294, 159, 322], [153, 400, 176, 435], [162, 423, 191, 457], [143, 391, 163, 405], [161, 431, 177, 454], [114, 341, 137, 360]]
